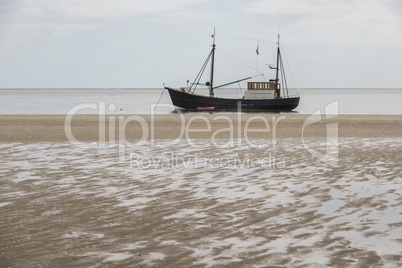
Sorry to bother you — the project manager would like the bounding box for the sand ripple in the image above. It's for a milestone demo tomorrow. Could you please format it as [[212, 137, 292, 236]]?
[[0, 138, 401, 267]]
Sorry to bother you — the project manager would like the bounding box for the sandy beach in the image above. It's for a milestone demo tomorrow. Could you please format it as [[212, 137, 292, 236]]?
[[0, 114, 401, 267], [0, 114, 402, 142]]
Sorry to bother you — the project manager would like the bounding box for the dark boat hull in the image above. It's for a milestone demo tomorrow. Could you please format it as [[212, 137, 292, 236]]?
[[166, 87, 300, 111]]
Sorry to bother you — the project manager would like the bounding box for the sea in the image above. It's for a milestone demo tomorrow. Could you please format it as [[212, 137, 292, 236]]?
[[0, 88, 402, 114]]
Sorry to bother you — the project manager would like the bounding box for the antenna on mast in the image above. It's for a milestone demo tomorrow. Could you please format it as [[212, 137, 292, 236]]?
[[209, 27, 216, 97], [275, 34, 281, 99]]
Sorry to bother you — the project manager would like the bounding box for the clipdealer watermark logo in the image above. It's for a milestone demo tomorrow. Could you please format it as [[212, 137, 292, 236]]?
[[129, 151, 285, 173], [302, 101, 339, 166], [64, 101, 339, 171]]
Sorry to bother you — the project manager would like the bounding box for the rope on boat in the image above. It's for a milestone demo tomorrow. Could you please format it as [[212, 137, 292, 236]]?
[[154, 86, 166, 110], [237, 82, 244, 99], [280, 42, 298, 95], [215, 48, 264, 76], [216, 32, 270, 43]]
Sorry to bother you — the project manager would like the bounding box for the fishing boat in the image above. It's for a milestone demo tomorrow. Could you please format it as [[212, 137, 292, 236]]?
[[164, 29, 300, 112]]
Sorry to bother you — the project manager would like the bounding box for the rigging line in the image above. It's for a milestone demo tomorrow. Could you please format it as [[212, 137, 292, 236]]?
[[284, 61, 289, 97], [280, 52, 289, 98], [278, 50, 286, 97], [216, 32, 270, 42], [261, 73, 266, 82], [280, 47, 289, 98], [251, 73, 264, 79], [154, 86, 166, 110], [280, 42, 297, 91], [215, 48, 264, 75], [191, 50, 213, 93], [280, 57, 289, 98], [213, 73, 264, 90], [237, 82, 244, 98], [283, 63, 289, 97]]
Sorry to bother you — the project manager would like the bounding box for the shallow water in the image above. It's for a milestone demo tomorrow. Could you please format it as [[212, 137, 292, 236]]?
[[0, 138, 401, 267], [1, 88, 402, 114]]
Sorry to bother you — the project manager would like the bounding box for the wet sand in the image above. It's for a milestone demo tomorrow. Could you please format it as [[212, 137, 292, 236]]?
[[0, 114, 402, 267], [0, 114, 402, 142]]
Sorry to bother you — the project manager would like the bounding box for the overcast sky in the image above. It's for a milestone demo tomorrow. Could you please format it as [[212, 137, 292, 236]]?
[[0, 0, 401, 88]]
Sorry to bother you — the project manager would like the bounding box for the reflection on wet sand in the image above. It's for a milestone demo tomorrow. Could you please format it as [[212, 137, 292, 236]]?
[[0, 138, 401, 267]]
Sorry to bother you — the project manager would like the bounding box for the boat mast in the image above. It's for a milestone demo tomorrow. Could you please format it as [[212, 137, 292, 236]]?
[[209, 28, 216, 97], [275, 34, 280, 99]]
